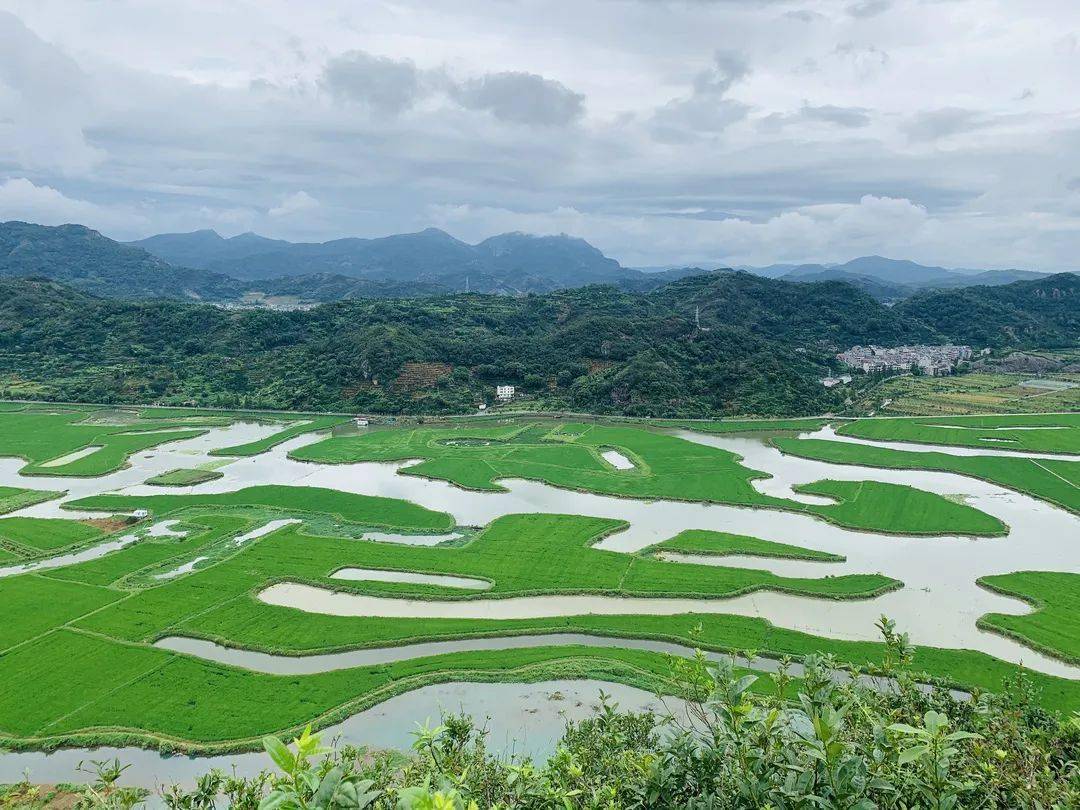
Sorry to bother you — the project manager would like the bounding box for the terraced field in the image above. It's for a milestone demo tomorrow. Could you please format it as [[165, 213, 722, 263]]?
[[0, 402, 1078, 779]]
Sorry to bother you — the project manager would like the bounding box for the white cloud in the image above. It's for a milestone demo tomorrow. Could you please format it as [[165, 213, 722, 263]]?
[[268, 190, 319, 218], [0, 11, 102, 172], [0, 177, 138, 230]]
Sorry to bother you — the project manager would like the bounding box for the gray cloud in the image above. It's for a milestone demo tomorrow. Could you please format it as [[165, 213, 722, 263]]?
[[901, 107, 991, 141], [761, 103, 872, 131], [847, 0, 892, 18], [319, 50, 423, 114], [0, 1, 1077, 270], [0, 11, 100, 171], [650, 50, 751, 142], [800, 104, 873, 128], [450, 71, 584, 126]]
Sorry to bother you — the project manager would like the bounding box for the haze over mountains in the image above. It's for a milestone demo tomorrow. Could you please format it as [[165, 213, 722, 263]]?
[[128, 226, 1055, 302], [0, 219, 1067, 305], [128, 226, 640, 295]]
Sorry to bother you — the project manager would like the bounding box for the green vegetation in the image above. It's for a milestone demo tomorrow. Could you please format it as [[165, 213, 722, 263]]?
[[660, 416, 838, 433], [836, 413, 1080, 455], [145, 467, 224, 486], [795, 479, 1007, 536], [0, 406, 209, 476], [979, 571, 1080, 665], [0, 516, 102, 555], [294, 422, 1006, 536], [137, 654, 1080, 809], [70, 485, 455, 532], [848, 370, 1080, 416], [13, 266, 1074, 418], [0, 486, 62, 515], [0, 404, 1077, 764], [773, 437, 1080, 515], [651, 529, 844, 562], [209, 415, 350, 456]]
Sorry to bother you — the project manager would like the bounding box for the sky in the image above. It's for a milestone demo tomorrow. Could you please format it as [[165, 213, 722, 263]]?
[[0, 0, 1078, 270]]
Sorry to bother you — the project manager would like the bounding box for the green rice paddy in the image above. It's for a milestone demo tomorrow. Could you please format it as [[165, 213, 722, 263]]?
[[209, 415, 350, 457], [0, 487, 63, 516], [836, 413, 1080, 455], [651, 530, 844, 562], [0, 406, 210, 476], [146, 468, 225, 486], [0, 517, 102, 556], [978, 571, 1080, 665], [292, 422, 1006, 536], [0, 403, 1079, 753]]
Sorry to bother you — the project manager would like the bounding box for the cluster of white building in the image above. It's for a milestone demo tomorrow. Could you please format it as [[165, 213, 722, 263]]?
[[837, 344, 973, 376]]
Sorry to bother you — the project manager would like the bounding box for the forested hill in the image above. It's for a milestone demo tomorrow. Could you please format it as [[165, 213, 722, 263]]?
[[1, 271, 1074, 416], [0, 221, 240, 299], [894, 273, 1080, 348]]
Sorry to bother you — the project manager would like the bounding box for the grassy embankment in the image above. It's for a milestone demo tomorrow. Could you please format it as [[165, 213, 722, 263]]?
[[977, 571, 1080, 665], [146, 468, 224, 486], [0, 407, 211, 476], [657, 417, 839, 433], [650, 529, 844, 562], [773, 438, 1079, 515], [208, 415, 351, 457], [291, 422, 1006, 536], [836, 413, 1080, 455]]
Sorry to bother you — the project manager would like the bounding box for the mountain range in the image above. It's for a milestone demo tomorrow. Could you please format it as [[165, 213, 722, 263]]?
[[739, 256, 1050, 301], [128, 226, 642, 293], [0, 220, 1069, 305]]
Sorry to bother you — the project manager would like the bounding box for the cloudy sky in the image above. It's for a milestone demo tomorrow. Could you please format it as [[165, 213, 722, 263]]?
[[0, 0, 1078, 269]]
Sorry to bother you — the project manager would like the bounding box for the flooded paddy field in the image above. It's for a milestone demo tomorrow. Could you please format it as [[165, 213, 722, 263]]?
[[0, 406, 1077, 787]]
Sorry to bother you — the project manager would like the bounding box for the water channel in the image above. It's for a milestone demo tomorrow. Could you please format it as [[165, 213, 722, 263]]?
[[0, 417, 1077, 790]]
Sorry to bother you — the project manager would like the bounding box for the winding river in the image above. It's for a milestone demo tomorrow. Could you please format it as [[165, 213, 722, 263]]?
[[0, 417, 1077, 789]]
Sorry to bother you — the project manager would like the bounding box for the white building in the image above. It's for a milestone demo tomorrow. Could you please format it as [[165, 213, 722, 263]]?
[[495, 385, 515, 401]]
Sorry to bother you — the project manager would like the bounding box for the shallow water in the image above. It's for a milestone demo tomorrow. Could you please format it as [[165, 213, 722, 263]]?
[[805, 424, 1078, 461], [0, 415, 1078, 776], [601, 449, 635, 470], [0, 533, 139, 578], [0, 680, 673, 794], [38, 445, 103, 467], [2, 420, 1077, 670], [331, 567, 490, 590], [153, 556, 209, 580], [362, 530, 464, 546]]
